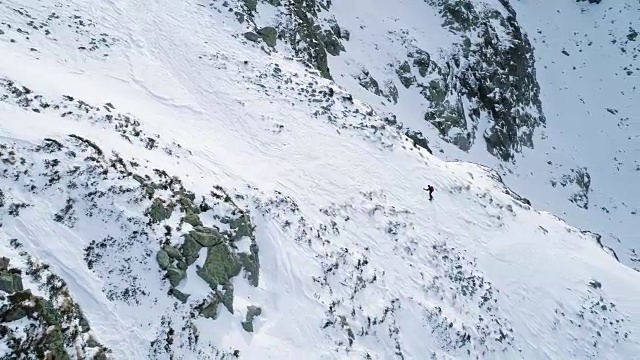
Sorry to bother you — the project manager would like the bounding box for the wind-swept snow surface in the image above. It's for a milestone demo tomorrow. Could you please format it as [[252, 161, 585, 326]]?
[[0, 0, 639, 359]]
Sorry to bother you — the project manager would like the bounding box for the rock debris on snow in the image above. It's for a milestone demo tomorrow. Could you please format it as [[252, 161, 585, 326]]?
[[0, 0, 639, 358]]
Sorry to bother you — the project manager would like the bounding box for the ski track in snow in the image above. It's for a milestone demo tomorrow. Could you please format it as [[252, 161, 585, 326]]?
[[0, 0, 639, 359]]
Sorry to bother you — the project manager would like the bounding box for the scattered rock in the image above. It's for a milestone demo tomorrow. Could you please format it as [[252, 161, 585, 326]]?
[[356, 69, 381, 96], [234, 11, 245, 24], [384, 80, 399, 104], [555, 167, 591, 209], [410, 49, 431, 77], [405, 130, 433, 154], [86, 335, 101, 348]]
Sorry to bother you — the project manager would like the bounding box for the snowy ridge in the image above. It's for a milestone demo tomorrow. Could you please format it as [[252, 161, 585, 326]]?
[[0, 0, 639, 359]]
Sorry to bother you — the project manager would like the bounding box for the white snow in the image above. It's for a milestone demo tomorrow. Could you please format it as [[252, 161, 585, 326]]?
[[0, 0, 639, 358], [503, 0, 640, 268]]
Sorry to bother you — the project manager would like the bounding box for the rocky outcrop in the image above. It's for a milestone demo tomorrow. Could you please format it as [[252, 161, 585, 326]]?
[[235, 0, 346, 79], [196, 244, 242, 289], [421, 0, 545, 161], [0, 254, 109, 359], [1, 128, 261, 342], [234, 0, 544, 162], [143, 177, 260, 310]]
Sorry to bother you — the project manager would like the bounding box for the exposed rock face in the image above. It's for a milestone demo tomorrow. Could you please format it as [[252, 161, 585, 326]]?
[[423, 0, 545, 161], [133, 160, 261, 307], [168, 288, 190, 303], [235, 0, 544, 162], [239, 0, 345, 79]]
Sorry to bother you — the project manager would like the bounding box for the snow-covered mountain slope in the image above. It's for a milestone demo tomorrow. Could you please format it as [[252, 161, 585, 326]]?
[[230, 0, 640, 269], [505, 0, 640, 269], [0, 0, 639, 359]]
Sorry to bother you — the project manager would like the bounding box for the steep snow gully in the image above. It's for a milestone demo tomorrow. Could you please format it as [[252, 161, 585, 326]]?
[[0, 0, 639, 359]]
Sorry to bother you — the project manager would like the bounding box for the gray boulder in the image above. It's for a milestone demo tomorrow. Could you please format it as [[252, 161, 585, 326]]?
[[187, 227, 223, 247], [169, 288, 190, 303], [156, 250, 171, 270], [163, 244, 183, 259], [257, 27, 278, 47], [0, 272, 15, 293], [167, 266, 186, 287], [244, 32, 260, 42]]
